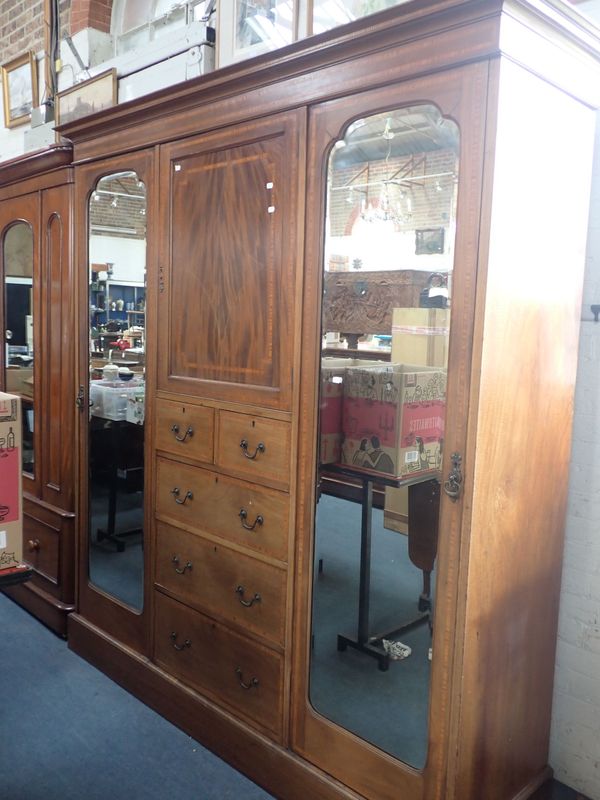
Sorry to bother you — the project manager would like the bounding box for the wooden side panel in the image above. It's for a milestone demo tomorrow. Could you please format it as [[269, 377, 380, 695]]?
[[158, 110, 306, 410], [451, 61, 596, 800]]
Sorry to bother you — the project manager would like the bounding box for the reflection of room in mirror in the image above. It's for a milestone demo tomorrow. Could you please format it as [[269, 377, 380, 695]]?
[[3, 222, 35, 475], [311, 104, 458, 768], [87, 171, 147, 611]]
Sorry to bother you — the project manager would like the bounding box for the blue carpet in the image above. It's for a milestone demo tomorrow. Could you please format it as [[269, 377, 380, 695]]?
[[310, 494, 432, 768], [0, 593, 274, 800]]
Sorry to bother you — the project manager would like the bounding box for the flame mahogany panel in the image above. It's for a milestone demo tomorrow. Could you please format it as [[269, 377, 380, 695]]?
[[159, 110, 305, 410]]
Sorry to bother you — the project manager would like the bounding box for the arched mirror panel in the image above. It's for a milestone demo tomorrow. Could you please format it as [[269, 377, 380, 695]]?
[[309, 104, 459, 768], [3, 221, 35, 476], [87, 171, 147, 610]]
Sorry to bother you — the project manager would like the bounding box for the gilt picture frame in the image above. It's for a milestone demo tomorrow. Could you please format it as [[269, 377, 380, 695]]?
[[1, 52, 38, 129]]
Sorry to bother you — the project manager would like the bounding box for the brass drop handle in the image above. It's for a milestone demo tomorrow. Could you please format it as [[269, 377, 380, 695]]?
[[171, 423, 194, 443], [170, 631, 191, 651], [171, 487, 193, 505], [235, 585, 261, 607], [239, 508, 264, 531], [28, 539, 40, 552], [240, 439, 265, 460], [235, 667, 259, 690], [171, 555, 192, 574], [443, 452, 463, 501]]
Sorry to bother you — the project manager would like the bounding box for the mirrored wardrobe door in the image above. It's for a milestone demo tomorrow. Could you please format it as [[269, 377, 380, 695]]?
[[75, 151, 154, 654], [0, 194, 40, 496], [293, 65, 488, 800]]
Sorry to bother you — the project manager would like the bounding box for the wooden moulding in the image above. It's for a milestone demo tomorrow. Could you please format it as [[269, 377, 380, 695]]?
[[0, 144, 73, 188]]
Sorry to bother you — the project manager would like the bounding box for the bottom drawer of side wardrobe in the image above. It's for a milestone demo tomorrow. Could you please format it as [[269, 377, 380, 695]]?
[[154, 591, 284, 740]]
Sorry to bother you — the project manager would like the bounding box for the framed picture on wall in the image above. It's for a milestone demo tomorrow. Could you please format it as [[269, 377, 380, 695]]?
[[1, 52, 38, 129], [55, 69, 117, 126], [217, 0, 299, 67]]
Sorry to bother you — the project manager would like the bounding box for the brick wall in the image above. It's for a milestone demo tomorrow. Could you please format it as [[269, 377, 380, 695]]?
[[0, 0, 72, 65], [0, 0, 45, 63], [329, 149, 457, 238]]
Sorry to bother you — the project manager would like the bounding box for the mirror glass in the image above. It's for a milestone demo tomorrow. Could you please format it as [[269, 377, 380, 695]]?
[[310, 105, 459, 767], [3, 222, 35, 475], [88, 172, 147, 610]]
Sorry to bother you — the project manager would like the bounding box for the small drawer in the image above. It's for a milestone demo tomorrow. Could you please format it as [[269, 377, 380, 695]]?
[[22, 513, 59, 582], [155, 523, 287, 647], [155, 398, 214, 464], [154, 592, 284, 740], [156, 457, 289, 561], [216, 410, 291, 491]]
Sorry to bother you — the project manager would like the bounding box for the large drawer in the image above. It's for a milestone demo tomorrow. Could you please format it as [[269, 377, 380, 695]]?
[[155, 398, 215, 464], [216, 410, 291, 491], [154, 591, 284, 740], [155, 457, 289, 562], [155, 522, 287, 648]]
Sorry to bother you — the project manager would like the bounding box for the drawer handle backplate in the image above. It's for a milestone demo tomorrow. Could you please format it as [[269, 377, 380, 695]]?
[[240, 439, 265, 460], [170, 631, 191, 651], [171, 487, 193, 505], [239, 508, 264, 531], [171, 423, 194, 443], [235, 585, 261, 607], [172, 555, 193, 574], [235, 667, 259, 690]]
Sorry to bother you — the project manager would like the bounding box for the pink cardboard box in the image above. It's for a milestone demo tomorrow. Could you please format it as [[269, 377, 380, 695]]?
[[319, 358, 389, 465], [340, 365, 446, 479], [0, 392, 23, 570]]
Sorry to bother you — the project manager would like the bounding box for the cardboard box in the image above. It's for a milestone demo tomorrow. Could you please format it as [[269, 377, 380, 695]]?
[[0, 392, 23, 570], [391, 307, 449, 368], [319, 358, 387, 465], [340, 365, 446, 479], [385, 309, 449, 532]]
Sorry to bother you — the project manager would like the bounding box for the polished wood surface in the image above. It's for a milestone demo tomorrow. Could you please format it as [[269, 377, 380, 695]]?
[[448, 60, 596, 800], [155, 398, 215, 464], [154, 591, 285, 740], [215, 410, 291, 491], [292, 62, 489, 800], [0, 150, 76, 636], [155, 522, 287, 647], [157, 111, 305, 411], [59, 3, 600, 800], [155, 458, 289, 562]]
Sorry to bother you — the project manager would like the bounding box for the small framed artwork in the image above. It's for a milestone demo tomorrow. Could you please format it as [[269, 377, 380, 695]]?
[[415, 227, 445, 255], [218, 0, 297, 67], [1, 52, 38, 129], [55, 69, 117, 126]]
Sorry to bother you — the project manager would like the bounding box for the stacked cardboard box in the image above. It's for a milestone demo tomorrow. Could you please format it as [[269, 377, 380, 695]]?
[[319, 358, 387, 465], [0, 392, 23, 570], [384, 308, 449, 532], [340, 364, 446, 480]]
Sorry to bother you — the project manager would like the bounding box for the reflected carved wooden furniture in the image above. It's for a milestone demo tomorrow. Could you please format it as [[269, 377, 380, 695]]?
[[58, 3, 600, 800], [323, 269, 429, 347], [0, 146, 76, 636]]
